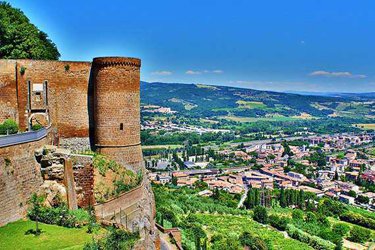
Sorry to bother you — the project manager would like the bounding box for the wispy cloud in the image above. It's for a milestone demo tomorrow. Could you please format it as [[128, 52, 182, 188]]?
[[186, 70, 202, 75], [186, 69, 223, 75], [151, 70, 172, 76], [309, 70, 366, 79]]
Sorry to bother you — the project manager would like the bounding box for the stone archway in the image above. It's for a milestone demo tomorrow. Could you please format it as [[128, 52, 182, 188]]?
[[28, 112, 50, 130]]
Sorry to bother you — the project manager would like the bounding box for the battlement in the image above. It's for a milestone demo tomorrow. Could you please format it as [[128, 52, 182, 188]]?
[[93, 57, 141, 68]]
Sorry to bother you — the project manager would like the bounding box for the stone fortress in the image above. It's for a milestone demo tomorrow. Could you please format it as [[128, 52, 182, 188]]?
[[0, 57, 156, 249]]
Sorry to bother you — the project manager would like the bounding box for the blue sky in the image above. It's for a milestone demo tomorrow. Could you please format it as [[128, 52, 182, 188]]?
[[8, 0, 375, 92]]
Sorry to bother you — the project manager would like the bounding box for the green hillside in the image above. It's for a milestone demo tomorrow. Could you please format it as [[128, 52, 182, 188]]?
[[140, 82, 375, 120]]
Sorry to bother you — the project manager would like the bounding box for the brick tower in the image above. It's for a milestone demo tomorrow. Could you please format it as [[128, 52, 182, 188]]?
[[92, 57, 143, 172]]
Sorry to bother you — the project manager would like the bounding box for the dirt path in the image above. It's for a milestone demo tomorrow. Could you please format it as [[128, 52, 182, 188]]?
[[343, 239, 366, 250], [237, 184, 249, 208], [160, 231, 178, 250]]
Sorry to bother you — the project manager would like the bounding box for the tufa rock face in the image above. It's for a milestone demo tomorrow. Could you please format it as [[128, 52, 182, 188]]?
[[39, 180, 67, 207], [34, 146, 95, 208], [36, 145, 70, 180]]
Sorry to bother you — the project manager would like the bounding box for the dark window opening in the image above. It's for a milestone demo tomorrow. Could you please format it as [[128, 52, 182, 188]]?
[[120, 123, 123, 130]]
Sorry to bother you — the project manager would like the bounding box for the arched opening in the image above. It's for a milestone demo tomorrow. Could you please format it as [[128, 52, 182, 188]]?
[[28, 112, 50, 131]]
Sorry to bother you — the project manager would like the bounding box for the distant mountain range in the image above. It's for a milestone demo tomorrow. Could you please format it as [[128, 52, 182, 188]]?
[[285, 91, 375, 100], [140, 81, 375, 120]]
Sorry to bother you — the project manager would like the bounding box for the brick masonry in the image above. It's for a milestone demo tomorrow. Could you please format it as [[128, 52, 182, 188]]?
[[0, 59, 91, 136], [0, 136, 51, 226], [71, 155, 95, 208]]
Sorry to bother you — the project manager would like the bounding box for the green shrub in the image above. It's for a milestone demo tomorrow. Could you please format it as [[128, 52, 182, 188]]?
[[332, 223, 350, 237], [20, 66, 26, 75], [253, 206, 268, 224], [0, 119, 18, 135], [317, 199, 347, 217], [239, 231, 269, 250], [269, 214, 289, 231], [340, 212, 375, 230], [31, 124, 43, 131], [348, 226, 371, 243], [292, 209, 304, 221], [28, 200, 90, 228], [305, 212, 317, 223], [210, 233, 241, 250], [286, 224, 336, 250], [84, 227, 139, 250], [317, 227, 342, 247]]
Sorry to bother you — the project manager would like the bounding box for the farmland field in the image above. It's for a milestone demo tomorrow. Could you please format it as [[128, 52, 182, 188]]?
[[354, 123, 375, 130]]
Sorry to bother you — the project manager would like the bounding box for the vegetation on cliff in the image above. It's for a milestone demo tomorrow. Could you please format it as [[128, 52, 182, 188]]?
[[93, 154, 143, 203], [0, 2, 60, 60], [27, 193, 91, 230], [84, 227, 139, 250]]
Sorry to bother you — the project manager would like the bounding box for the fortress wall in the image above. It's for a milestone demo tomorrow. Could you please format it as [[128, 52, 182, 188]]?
[[0, 60, 18, 123], [0, 58, 156, 248], [0, 137, 50, 226], [71, 155, 95, 208], [92, 57, 144, 170], [14, 60, 92, 137]]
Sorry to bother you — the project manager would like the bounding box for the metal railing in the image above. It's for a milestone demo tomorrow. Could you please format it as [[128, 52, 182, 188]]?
[[0, 128, 48, 148]]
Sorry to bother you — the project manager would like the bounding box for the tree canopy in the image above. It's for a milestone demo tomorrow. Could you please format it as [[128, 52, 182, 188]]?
[[0, 2, 60, 60]]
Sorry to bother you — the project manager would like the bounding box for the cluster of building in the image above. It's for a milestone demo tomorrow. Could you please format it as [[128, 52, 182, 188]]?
[[305, 133, 373, 151], [141, 120, 230, 134], [149, 168, 246, 194], [147, 132, 375, 209], [141, 105, 177, 114]]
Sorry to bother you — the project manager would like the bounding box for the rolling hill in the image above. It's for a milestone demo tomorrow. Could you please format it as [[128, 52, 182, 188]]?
[[140, 81, 375, 120]]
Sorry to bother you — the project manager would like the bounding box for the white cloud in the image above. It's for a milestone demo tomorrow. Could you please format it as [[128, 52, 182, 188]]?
[[309, 70, 366, 79], [186, 69, 223, 75], [151, 70, 172, 76], [185, 70, 202, 75]]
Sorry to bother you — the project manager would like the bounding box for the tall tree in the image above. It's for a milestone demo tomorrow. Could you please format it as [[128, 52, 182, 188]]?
[[0, 2, 60, 59]]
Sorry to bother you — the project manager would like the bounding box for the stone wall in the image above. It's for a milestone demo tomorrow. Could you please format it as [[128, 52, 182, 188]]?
[[0, 136, 51, 226], [94, 178, 156, 249], [0, 59, 91, 137], [60, 137, 91, 153], [0, 60, 18, 123], [71, 154, 95, 207]]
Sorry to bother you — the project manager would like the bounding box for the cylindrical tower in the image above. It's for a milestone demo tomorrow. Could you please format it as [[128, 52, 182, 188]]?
[[92, 57, 143, 171]]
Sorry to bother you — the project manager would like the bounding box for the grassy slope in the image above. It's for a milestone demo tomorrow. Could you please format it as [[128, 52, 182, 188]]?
[[0, 220, 91, 250]]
